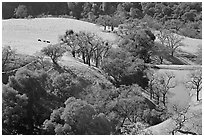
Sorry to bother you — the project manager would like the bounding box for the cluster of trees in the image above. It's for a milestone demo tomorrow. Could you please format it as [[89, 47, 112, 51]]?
[[2, 2, 202, 134], [2, 27, 167, 135], [156, 29, 184, 57], [2, 36, 202, 135], [60, 30, 110, 67], [3, 2, 202, 38], [2, 56, 162, 135], [146, 71, 176, 107]]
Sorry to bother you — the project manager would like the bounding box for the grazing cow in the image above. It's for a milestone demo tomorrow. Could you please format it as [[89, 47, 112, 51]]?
[[47, 40, 50, 43], [38, 39, 41, 42], [43, 40, 46, 42]]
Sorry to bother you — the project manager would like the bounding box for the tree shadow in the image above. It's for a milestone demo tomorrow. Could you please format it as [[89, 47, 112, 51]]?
[[164, 55, 186, 65]]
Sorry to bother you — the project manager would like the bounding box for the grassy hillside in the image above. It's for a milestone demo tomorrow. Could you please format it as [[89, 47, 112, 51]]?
[[2, 18, 117, 55], [2, 18, 116, 93], [154, 30, 202, 55], [2, 18, 202, 135], [3, 18, 202, 106]]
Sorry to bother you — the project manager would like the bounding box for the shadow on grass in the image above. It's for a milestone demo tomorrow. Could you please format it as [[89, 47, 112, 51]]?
[[164, 55, 186, 65]]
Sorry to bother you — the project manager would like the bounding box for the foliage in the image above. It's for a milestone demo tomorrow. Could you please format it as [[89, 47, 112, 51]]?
[[2, 84, 28, 134], [5, 68, 51, 134], [43, 97, 112, 135], [107, 85, 150, 133], [14, 5, 28, 18], [118, 26, 156, 63], [51, 73, 79, 101], [101, 48, 148, 88], [157, 29, 184, 56], [2, 46, 16, 71], [167, 104, 201, 135], [3, 2, 202, 38], [186, 69, 202, 101], [142, 109, 163, 126], [95, 15, 112, 30], [60, 30, 110, 67], [151, 72, 176, 106], [41, 44, 66, 66], [123, 122, 152, 135]]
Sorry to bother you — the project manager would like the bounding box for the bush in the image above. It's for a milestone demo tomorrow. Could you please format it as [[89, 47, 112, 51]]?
[[179, 28, 201, 39], [14, 5, 28, 18], [41, 44, 66, 66]]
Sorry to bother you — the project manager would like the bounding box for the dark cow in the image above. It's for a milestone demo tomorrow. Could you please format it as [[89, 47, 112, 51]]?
[[46, 40, 50, 43], [38, 39, 41, 42]]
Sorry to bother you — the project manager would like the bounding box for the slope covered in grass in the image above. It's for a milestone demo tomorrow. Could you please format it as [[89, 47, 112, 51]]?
[[2, 18, 118, 85], [2, 18, 117, 55], [154, 30, 202, 55]]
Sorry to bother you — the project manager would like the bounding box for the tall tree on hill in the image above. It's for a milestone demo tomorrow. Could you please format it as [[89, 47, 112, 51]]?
[[41, 44, 66, 67], [118, 27, 156, 63], [186, 69, 202, 101], [60, 29, 78, 58], [77, 31, 109, 67], [157, 29, 184, 57]]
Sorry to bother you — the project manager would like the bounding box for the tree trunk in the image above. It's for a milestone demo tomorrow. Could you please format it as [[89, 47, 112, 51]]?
[[150, 90, 153, 100], [163, 94, 166, 106], [52, 59, 58, 67], [95, 57, 99, 68], [88, 58, 91, 66], [111, 25, 114, 31], [72, 50, 75, 58], [171, 130, 175, 135], [82, 52, 86, 64], [171, 51, 174, 57], [159, 56, 163, 64], [104, 26, 106, 30], [86, 56, 91, 66], [197, 90, 199, 101], [85, 56, 88, 64], [156, 95, 160, 105]]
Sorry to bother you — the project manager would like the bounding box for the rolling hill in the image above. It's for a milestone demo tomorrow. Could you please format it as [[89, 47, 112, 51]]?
[[2, 18, 202, 135], [2, 18, 117, 55]]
